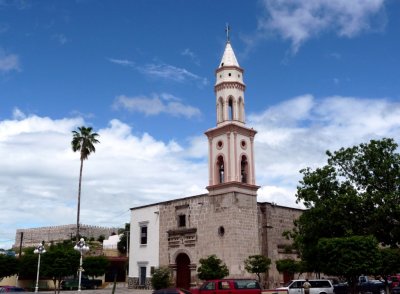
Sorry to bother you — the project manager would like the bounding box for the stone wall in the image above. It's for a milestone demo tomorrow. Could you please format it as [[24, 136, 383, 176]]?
[[258, 202, 303, 288], [159, 189, 260, 286], [14, 224, 119, 248]]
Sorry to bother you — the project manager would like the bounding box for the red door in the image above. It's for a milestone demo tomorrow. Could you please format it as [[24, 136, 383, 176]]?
[[176, 253, 191, 290]]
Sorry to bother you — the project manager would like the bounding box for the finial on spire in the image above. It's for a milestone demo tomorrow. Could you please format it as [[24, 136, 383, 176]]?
[[225, 23, 231, 43]]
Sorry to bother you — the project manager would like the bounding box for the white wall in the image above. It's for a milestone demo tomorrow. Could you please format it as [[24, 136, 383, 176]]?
[[103, 234, 121, 249], [128, 204, 160, 279]]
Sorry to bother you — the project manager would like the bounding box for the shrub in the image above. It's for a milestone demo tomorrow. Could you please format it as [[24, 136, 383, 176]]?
[[151, 267, 172, 290]]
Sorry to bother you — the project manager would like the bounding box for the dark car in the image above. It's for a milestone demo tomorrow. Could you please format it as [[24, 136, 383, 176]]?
[[60, 276, 102, 290], [0, 286, 26, 292], [153, 288, 191, 294], [392, 286, 400, 294]]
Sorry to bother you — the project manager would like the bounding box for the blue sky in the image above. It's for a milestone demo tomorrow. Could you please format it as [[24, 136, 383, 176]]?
[[1, 0, 400, 249]]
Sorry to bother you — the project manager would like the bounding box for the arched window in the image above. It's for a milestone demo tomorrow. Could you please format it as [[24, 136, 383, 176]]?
[[218, 97, 224, 122], [217, 155, 225, 184], [241, 155, 248, 183], [228, 97, 234, 120]]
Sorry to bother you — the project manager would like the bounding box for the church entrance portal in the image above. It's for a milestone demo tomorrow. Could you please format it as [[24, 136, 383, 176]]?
[[176, 253, 191, 290]]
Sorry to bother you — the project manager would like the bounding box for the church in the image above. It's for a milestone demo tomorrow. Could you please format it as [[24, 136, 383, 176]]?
[[127, 37, 303, 290]]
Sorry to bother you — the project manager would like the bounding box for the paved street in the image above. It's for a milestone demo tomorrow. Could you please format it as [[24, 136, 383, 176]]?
[[28, 283, 153, 294]]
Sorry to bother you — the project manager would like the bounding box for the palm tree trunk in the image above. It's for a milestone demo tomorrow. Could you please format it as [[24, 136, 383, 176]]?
[[76, 158, 84, 241]]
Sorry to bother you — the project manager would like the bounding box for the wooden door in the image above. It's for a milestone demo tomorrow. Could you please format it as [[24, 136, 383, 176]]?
[[176, 253, 191, 290]]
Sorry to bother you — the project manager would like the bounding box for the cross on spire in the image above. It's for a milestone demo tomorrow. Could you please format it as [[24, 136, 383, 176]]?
[[225, 23, 231, 42]]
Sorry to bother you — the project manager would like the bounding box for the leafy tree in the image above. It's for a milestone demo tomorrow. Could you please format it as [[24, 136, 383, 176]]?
[[275, 259, 303, 277], [71, 126, 100, 240], [83, 256, 110, 279], [378, 248, 400, 279], [197, 255, 229, 280], [0, 254, 19, 278], [151, 267, 172, 290], [117, 223, 130, 255], [19, 248, 39, 280], [290, 138, 400, 272], [97, 235, 106, 243], [317, 235, 380, 292], [41, 243, 80, 294], [244, 255, 271, 283]]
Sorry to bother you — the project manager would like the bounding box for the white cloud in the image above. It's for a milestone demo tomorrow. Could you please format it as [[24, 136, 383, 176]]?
[[12, 108, 26, 120], [108, 58, 135, 67], [181, 48, 200, 65], [0, 50, 20, 73], [0, 115, 207, 249], [250, 95, 400, 208], [2, 95, 400, 248], [139, 62, 208, 86], [258, 0, 387, 53], [53, 33, 68, 45], [108, 57, 208, 86], [113, 93, 202, 119]]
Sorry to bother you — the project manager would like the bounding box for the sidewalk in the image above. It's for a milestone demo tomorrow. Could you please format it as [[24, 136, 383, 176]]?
[[29, 283, 153, 294]]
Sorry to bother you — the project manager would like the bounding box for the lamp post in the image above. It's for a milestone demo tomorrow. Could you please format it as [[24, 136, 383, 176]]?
[[34, 242, 46, 293], [74, 238, 89, 292]]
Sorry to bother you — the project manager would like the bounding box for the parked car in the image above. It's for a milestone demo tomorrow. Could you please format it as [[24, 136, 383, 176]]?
[[60, 276, 102, 290], [276, 279, 334, 294], [190, 279, 262, 294], [153, 288, 191, 294], [392, 286, 400, 294], [331, 276, 385, 294], [357, 276, 385, 294], [0, 286, 26, 292], [389, 275, 400, 290]]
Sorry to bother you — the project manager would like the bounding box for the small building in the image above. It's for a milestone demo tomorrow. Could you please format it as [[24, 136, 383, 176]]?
[[14, 224, 118, 249], [128, 38, 303, 290]]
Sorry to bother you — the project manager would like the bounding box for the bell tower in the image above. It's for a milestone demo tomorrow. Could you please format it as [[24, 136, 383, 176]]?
[[205, 31, 259, 196]]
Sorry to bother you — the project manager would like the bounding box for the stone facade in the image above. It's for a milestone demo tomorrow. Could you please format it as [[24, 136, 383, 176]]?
[[258, 202, 303, 288], [14, 224, 118, 248], [158, 190, 260, 284], [128, 39, 304, 289], [128, 193, 303, 289]]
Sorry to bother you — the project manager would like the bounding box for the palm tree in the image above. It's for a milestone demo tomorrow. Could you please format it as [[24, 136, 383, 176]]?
[[71, 126, 100, 241]]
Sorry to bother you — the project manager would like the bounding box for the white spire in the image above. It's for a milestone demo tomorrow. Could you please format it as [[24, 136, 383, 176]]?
[[218, 42, 240, 68]]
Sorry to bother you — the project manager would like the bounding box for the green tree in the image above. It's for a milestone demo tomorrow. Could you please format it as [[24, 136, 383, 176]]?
[[290, 138, 400, 273], [317, 235, 380, 292], [197, 255, 229, 280], [19, 248, 39, 280], [151, 267, 172, 290], [378, 248, 400, 279], [0, 254, 19, 279], [275, 259, 303, 277], [71, 126, 100, 240], [83, 256, 110, 279], [41, 243, 80, 294], [117, 223, 130, 255], [244, 255, 271, 283]]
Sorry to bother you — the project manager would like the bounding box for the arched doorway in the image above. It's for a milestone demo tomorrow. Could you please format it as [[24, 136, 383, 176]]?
[[176, 253, 191, 290]]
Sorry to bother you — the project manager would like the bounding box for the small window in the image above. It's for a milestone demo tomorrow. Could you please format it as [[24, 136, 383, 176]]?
[[218, 226, 225, 236], [228, 73, 231, 77], [140, 226, 147, 245], [219, 281, 231, 290], [201, 282, 215, 290], [217, 156, 225, 184], [178, 214, 186, 227], [241, 155, 248, 183]]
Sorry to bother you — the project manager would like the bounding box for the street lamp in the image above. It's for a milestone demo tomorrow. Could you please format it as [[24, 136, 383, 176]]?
[[74, 238, 89, 292], [33, 242, 46, 293]]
